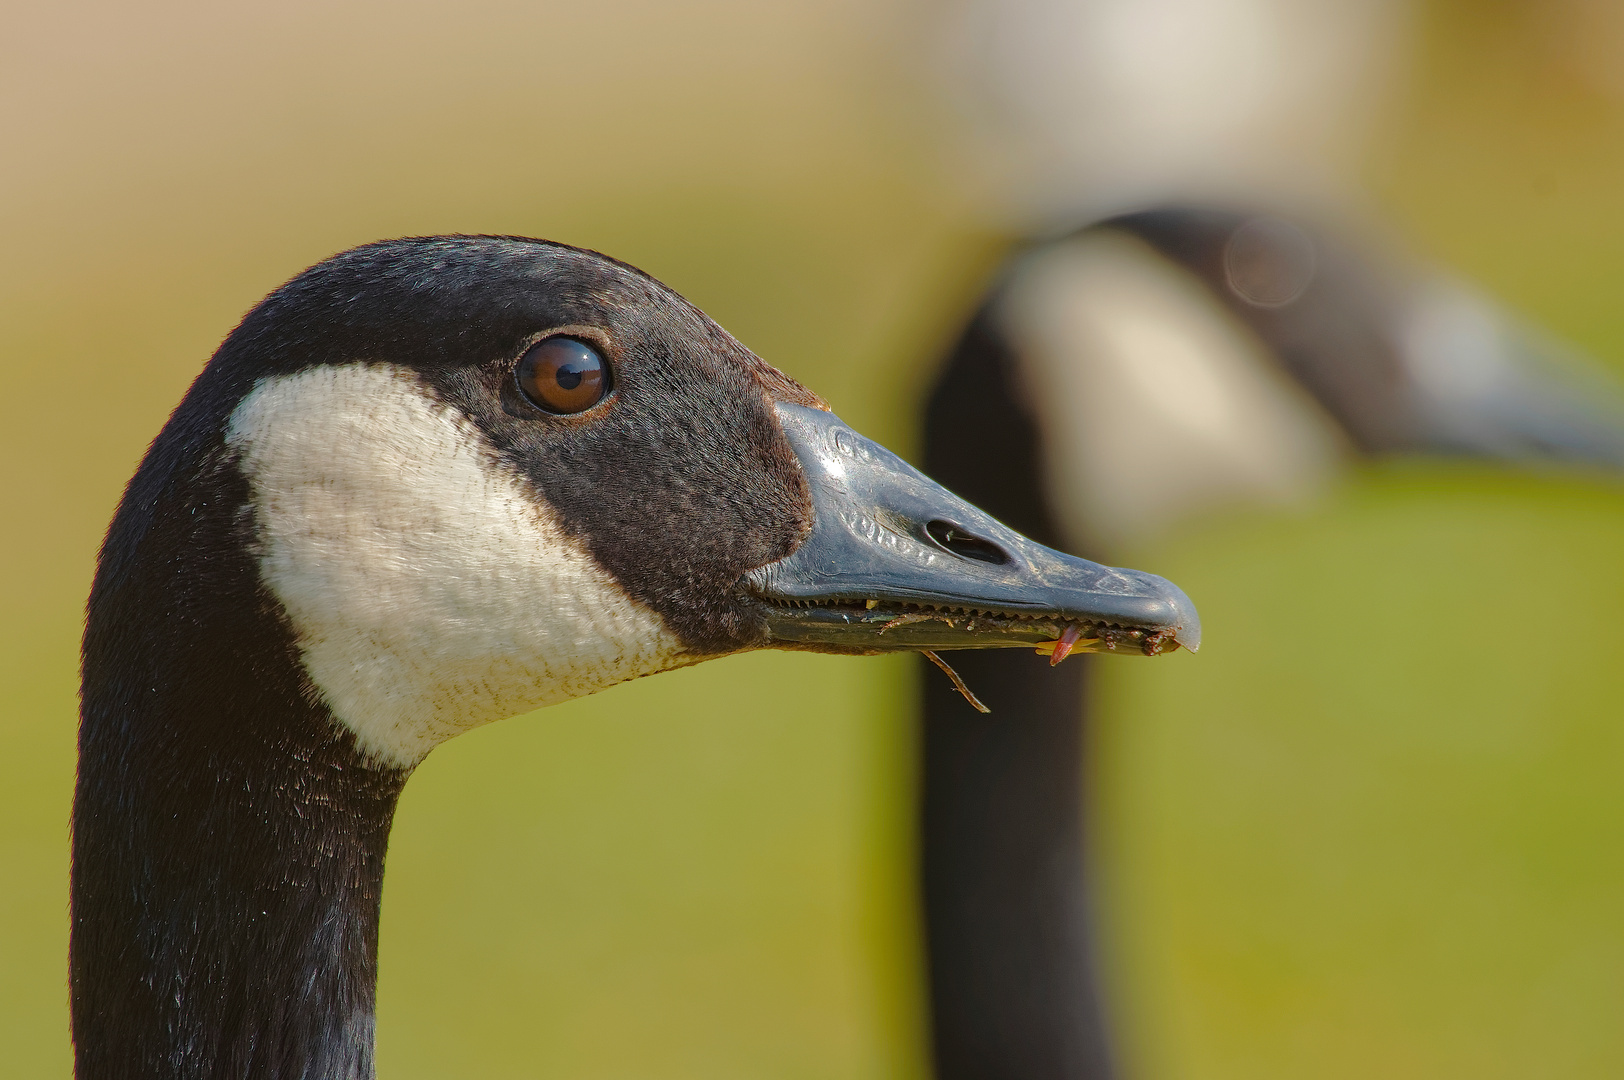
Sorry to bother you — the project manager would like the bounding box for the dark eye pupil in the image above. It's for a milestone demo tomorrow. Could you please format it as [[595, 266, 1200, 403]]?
[[515, 337, 611, 414]]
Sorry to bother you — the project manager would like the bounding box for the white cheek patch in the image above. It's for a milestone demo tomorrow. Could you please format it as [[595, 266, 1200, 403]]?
[[226, 363, 687, 768], [999, 230, 1342, 550]]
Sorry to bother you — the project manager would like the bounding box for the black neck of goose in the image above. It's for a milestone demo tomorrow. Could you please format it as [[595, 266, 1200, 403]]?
[[73, 438, 410, 1080]]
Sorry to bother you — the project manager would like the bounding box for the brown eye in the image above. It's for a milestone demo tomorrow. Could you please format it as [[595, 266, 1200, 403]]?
[[515, 337, 611, 414]]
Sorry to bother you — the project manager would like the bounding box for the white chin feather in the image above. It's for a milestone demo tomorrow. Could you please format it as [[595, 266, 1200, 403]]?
[[226, 363, 686, 768]]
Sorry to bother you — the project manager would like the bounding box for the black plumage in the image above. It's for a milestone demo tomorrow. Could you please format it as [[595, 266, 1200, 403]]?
[[75, 236, 828, 1079]]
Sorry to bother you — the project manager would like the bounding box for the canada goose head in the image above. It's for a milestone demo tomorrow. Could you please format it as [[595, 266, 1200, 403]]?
[[73, 235, 1196, 1079]]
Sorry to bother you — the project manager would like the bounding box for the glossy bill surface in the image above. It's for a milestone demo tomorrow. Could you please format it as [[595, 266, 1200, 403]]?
[[745, 403, 1201, 656]]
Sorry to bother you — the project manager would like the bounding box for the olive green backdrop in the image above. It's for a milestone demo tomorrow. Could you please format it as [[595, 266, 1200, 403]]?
[[4, 2, 1622, 1077]]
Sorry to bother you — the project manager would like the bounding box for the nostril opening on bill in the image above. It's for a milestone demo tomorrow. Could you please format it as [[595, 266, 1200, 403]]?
[[925, 520, 1009, 565]]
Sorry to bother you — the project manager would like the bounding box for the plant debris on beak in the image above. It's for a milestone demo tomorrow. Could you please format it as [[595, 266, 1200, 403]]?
[[745, 404, 1202, 703]]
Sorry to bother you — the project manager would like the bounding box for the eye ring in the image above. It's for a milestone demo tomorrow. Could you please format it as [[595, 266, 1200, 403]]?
[[514, 336, 612, 415]]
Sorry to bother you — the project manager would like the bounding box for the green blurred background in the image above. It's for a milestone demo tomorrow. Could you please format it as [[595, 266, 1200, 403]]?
[[4, 1, 1624, 1076]]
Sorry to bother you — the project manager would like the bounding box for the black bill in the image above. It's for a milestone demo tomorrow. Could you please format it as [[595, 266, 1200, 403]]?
[[746, 403, 1200, 657]]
